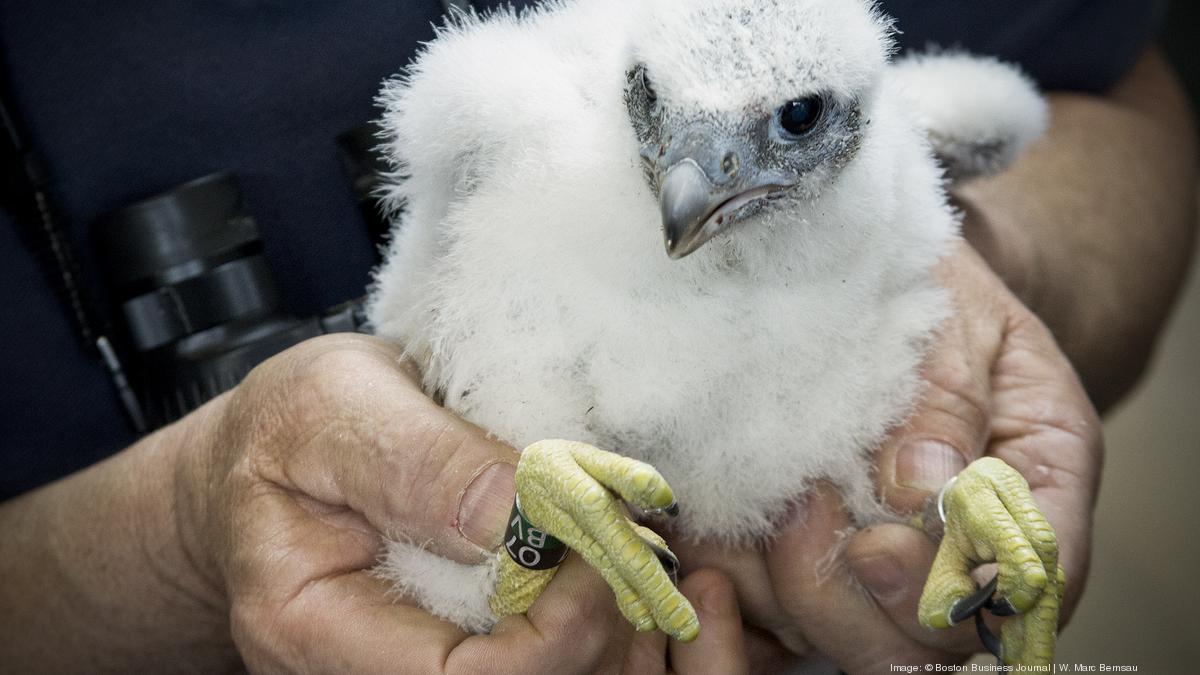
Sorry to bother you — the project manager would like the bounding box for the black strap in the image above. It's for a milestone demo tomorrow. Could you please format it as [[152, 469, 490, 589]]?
[[1, 58, 104, 356], [1, 56, 146, 432]]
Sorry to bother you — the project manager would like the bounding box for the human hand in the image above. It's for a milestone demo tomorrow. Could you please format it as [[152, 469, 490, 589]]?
[[624, 568, 752, 675], [168, 334, 746, 673], [173, 334, 572, 672], [670, 242, 1102, 673]]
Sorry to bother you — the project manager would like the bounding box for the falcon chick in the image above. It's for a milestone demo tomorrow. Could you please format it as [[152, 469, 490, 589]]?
[[368, 0, 1058, 666]]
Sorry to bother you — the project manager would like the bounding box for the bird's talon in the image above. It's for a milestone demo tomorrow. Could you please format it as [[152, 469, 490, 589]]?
[[919, 457, 1061, 666], [489, 439, 699, 641], [948, 574, 998, 626], [976, 613, 1004, 660], [989, 596, 1018, 617], [641, 500, 680, 518]]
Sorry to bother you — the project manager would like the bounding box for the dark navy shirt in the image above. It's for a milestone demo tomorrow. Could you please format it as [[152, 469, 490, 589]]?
[[0, 0, 1165, 498]]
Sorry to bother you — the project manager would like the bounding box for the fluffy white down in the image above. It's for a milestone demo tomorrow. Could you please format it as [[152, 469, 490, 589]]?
[[375, 539, 499, 634], [888, 51, 1048, 179], [366, 0, 1044, 632]]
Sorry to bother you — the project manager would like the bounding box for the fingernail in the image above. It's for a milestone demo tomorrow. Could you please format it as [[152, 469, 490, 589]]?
[[458, 462, 516, 550], [895, 441, 967, 493], [850, 553, 907, 603]]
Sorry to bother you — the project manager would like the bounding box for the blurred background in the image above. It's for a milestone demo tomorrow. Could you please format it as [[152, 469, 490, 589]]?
[[1006, 1, 1199, 668], [1055, 220, 1199, 667]]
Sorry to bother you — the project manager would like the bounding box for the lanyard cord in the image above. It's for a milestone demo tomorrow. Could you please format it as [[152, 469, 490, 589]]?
[[0, 59, 103, 356], [0, 57, 147, 431]]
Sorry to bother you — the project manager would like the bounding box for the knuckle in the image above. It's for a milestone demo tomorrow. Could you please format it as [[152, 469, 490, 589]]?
[[380, 420, 464, 521], [290, 343, 383, 396], [233, 340, 385, 431], [921, 366, 990, 435], [926, 357, 981, 401]]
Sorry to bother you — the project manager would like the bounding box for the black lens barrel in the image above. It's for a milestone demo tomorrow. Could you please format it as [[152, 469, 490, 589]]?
[[96, 172, 260, 294], [95, 173, 283, 353], [93, 173, 353, 429]]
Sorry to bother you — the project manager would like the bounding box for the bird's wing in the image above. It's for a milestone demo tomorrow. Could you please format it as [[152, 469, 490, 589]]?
[[884, 51, 1048, 182]]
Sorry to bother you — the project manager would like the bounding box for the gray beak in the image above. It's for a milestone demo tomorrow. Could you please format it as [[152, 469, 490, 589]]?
[[660, 159, 728, 260], [650, 130, 786, 260]]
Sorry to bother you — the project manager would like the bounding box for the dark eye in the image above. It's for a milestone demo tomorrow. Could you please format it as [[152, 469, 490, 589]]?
[[777, 97, 824, 137]]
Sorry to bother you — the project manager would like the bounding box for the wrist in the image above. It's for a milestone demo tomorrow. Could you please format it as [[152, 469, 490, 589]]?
[[0, 400, 238, 671], [145, 395, 242, 666], [166, 393, 234, 608]]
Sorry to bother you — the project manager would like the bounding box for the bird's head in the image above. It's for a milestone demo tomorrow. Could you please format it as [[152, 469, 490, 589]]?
[[626, 0, 893, 259]]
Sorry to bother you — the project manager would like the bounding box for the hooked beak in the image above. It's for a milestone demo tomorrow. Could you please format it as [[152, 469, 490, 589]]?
[[648, 136, 789, 260]]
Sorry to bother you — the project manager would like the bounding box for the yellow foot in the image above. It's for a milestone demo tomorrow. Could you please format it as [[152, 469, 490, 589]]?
[[488, 439, 700, 642], [919, 457, 1063, 666]]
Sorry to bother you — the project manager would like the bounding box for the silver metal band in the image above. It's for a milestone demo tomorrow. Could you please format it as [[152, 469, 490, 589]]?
[[937, 475, 958, 524]]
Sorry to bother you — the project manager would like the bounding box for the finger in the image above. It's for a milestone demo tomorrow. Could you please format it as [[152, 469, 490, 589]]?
[[765, 484, 955, 672], [668, 537, 810, 655], [876, 251, 1005, 513], [460, 554, 623, 674], [987, 308, 1102, 621], [225, 486, 472, 673], [625, 629, 668, 675], [601, 612, 640, 675], [238, 334, 520, 563], [742, 626, 802, 675], [669, 569, 750, 675], [846, 523, 984, 654], [241, 556, 620, 675], [266, 572, 472, 674]]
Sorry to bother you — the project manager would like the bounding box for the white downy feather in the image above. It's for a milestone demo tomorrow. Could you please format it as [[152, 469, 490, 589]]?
[[367, 0, 1045, 632]]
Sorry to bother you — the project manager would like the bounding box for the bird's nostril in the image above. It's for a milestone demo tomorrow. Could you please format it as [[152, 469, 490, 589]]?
[[721, 152, 740, 178]]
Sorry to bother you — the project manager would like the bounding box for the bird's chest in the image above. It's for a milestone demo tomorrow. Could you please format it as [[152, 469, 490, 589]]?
[[436, 272, 918, 542]]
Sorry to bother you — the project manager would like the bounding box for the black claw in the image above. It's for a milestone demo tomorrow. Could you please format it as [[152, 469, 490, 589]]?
[[949, 575, 999, 625], [987, 596, 1017, 617], [948, 574, 1012, 661], [646, 540, 681, 586], [665, 502, 680, 518], [975, 612, 1004, 661]]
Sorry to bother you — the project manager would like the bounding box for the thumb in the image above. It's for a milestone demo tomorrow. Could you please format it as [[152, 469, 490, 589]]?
[[235, 335, 519, 564], [876, 244, 1012, 514], [876, 307, 1001, 514], [669, 569, 750, 675]]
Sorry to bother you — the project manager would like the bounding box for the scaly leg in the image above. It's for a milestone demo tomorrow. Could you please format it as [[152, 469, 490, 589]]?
[[489, 440, 700, 642], [919, 457, 1063, 666]]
